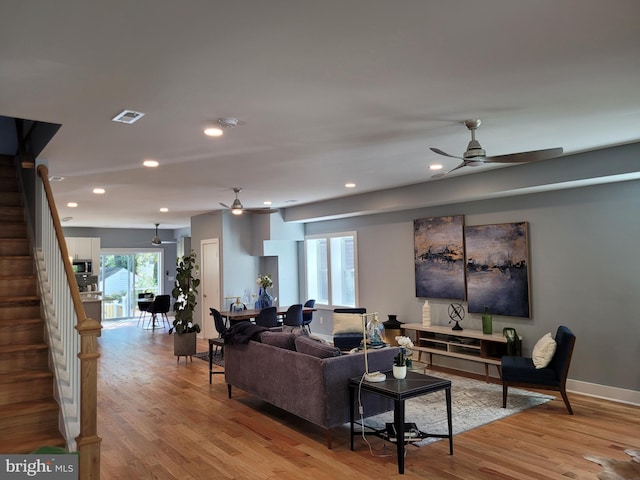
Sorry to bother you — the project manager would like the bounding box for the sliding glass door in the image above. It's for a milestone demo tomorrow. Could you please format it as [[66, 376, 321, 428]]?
[[99, 251, 162, 320]]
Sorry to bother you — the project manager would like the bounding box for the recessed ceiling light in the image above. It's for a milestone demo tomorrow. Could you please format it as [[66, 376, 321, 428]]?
[[429, 164, 443, 171], [49, 176, 64, 182], [61, 217, 73, 222], [345, 182, 356, 188], [67, 202, 78, 208], [204, 127, 223, 137], [143, 159, 159, 167], [263, 201, 272, 206], [93, 188, 105, 194], [112, 109, 145, 124], [160, 207, 169, 212]]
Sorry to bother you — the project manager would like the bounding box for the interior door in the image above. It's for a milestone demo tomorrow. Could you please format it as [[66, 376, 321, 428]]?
[[201, 238, 221, 338]]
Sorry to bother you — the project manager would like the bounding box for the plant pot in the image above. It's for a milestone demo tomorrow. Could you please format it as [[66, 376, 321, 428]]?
[[174, 331, 197, 362], [393, 365, 407, 379]]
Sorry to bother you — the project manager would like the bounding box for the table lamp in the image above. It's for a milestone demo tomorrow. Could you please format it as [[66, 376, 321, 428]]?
[[361, 312, 387, 382]]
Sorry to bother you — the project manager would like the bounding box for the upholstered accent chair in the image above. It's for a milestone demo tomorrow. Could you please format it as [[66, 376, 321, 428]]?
[[332, 307, 366, 351], [501, 325, 576, 414]]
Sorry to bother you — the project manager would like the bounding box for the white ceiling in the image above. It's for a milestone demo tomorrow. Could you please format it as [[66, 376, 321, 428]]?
[[1, 1, 640, 230]]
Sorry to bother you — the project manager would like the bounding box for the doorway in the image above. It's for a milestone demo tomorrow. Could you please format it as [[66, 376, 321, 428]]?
[[99, 251, 162, 320], [201, 238, 220, 338]]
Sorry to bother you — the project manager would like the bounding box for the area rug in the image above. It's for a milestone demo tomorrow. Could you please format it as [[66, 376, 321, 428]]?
[[359, 370, 554, 447], [194, 351, 224, 367]]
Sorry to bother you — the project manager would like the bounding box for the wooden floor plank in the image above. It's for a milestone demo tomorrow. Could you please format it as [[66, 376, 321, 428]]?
[[97, 319, 640, 479]]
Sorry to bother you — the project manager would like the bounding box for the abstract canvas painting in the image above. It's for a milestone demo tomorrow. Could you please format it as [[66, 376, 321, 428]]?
[[465, 222, 531, 318], [414, 215, 465, 300]]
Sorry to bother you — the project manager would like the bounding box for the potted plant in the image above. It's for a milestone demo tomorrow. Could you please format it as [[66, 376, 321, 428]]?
[[393, 349, 407, 379], [170, 251, 201, 361]]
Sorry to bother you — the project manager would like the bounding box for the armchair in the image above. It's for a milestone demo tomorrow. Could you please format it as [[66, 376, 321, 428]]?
[[501, 325, 576, 414]]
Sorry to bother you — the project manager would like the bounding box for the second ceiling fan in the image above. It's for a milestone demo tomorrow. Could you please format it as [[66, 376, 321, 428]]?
[[220, 187, 278, 215], [430, 119, 563, 178]]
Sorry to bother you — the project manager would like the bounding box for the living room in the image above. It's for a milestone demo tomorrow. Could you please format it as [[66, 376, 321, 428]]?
[[2, 1, 640, 478]]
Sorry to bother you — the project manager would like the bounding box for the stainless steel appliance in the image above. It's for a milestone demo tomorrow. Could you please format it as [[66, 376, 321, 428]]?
[[72, 260, 92, 274]]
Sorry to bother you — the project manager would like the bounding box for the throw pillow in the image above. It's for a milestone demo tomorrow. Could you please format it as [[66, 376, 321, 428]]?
[[532, 332, 557, 369], [332, 313, 363, 335], [281, 325, 307, 336], [295, 336, 342, 358], [259, 331, 297, 351]]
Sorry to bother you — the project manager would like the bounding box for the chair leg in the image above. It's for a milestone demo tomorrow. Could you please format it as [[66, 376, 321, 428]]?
[[502, 383, 508, 408], [560, 387, 574, 415]]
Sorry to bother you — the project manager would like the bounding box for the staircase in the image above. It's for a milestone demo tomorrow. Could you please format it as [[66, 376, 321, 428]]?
[[0, 156, 65, 453]]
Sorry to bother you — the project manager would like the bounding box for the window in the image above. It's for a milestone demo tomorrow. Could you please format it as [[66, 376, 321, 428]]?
[[305, 232, 357, 308], [100, 251, 162, 320]]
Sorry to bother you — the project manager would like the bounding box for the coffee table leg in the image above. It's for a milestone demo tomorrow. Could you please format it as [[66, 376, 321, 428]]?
[[394, 399, 405, 474], [446, 386, 453, 454]]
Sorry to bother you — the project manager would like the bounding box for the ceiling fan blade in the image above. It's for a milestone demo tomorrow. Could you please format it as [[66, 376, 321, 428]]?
[[245, 208, 279, 214], [219, 202, 230, 209], [431, 161, 468, 179], [430, 147, 463, 160], [484, 147, 563, 164]]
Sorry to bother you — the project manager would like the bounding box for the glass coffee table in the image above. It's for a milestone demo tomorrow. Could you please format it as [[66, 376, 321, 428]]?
[[348, 370, 453, 475]]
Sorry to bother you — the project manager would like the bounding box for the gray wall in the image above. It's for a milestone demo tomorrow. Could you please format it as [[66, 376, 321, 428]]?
[[305, 179, 640, 393]]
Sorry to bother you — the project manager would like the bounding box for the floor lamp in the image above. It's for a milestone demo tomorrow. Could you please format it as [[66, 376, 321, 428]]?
[[361, 312, 386, 382]]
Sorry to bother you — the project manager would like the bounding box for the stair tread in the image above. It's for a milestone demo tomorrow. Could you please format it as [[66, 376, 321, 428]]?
[[0, 343, 48, 354], [0, 370, 53, 384], [0, 399, 59, 417], [0, 431, 66, 454], [0, 317, 43, 325]]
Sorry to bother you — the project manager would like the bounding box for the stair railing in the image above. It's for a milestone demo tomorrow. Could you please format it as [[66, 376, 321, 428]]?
[[34, 164, 102, 480]]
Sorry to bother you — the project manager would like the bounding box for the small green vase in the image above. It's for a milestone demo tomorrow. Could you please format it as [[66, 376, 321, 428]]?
[[482, 306, 493, 334]]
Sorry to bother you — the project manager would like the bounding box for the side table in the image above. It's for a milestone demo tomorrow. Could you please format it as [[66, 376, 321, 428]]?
[[208, 338, 225, 384], [348, 370, 453, 475]]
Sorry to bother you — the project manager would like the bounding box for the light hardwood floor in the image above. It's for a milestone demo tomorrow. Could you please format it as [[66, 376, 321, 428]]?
[[98, 319, 639, 479]]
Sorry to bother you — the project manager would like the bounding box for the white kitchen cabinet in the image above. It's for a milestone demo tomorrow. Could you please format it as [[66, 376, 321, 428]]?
[[66, 237, 101, 271]]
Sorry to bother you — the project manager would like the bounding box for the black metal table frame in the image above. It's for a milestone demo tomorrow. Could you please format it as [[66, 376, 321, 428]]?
[[208, 338, 225, 383], [349, 370, 453, 475]]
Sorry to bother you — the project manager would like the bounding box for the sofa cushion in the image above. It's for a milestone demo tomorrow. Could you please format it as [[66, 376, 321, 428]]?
[[332, 312, 363, 334], [532, 332, 557, 369], [295, 336, 342, 358], [259, 331, 296, 350]]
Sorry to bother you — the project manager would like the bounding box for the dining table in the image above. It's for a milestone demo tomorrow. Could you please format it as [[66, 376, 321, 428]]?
[[219, 306, 316, 323]]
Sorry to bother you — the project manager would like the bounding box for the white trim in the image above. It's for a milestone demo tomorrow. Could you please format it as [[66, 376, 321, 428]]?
[[566, 379, 640, 406]]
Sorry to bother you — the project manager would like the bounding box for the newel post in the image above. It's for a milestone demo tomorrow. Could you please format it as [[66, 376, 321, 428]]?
[[75, 317, 102, 480]]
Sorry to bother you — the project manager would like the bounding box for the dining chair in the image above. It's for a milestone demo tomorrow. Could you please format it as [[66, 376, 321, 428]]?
[[255, 306, 279, 328], [301, 299, 316, 334], [146, 294, 170, 329], [209, 308, 227, 357], [136, 293, 154, 327], [283, 304, 303, 327]]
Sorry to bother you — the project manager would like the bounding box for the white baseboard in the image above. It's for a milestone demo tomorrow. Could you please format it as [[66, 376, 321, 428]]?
[[566, 379, 640, 406]]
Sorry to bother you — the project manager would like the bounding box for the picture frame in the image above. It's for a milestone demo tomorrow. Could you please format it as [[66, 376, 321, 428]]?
[[414, 215, 466, 300], [464, 222, 531, 318]]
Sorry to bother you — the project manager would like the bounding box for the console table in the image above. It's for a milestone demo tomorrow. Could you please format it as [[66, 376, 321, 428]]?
[[402, 324, 521, 382], [348, 370, 453, 475]]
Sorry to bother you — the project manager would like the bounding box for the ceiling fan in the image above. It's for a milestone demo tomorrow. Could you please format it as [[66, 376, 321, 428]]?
[[151, 224, 176, 246], [219, 187, 278, 215], [430, 119, 563, 178]]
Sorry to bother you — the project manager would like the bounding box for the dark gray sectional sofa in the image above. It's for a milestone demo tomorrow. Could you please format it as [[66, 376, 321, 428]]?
[[224, 331, 399, 448]]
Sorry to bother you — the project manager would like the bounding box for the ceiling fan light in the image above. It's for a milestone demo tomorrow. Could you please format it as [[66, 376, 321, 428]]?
[[231, 208, 243, 215]]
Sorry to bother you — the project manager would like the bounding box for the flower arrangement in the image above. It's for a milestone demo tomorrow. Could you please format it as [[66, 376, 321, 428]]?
[[395, 336, 414, 367], [256, 274, 273, 289]]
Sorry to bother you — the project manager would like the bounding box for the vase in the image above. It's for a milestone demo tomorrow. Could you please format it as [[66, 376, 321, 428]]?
[[174, 331, 197, 363], [393, 365, 407, 379], [259, 287, 273, 308], [482, 306, 493, 334]]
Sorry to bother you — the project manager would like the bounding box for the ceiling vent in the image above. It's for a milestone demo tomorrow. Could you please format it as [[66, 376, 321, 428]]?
[[112, 109, 145, 124]]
